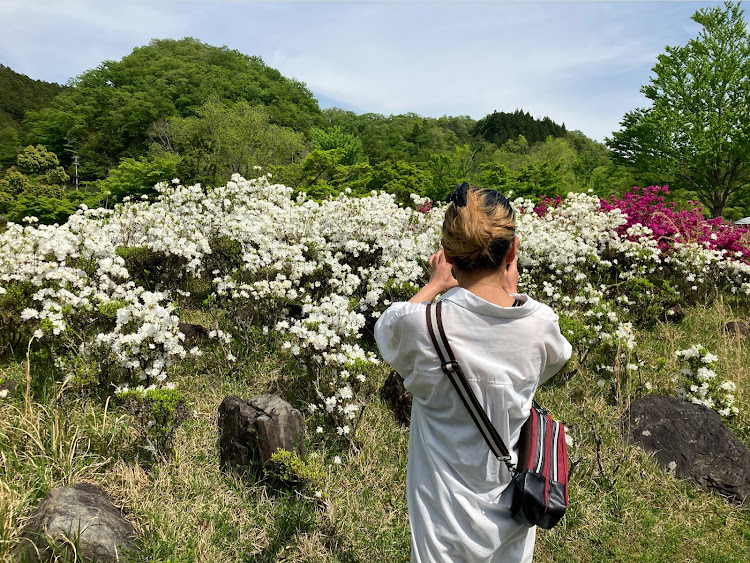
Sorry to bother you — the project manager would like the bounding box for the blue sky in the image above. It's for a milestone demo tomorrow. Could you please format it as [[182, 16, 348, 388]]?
[[0, 1, 729, 142]]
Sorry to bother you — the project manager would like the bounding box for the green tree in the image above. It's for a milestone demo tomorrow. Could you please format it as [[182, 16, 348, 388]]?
[[0, 112, 21, 168], [162, 99, 307, 187], [309, 127, 367, 166], [565, 131, 611, 189], [489, 135, 578, 198], [276, 149, 373, 200], [473, 110, 567, 146], [426, 153, 455, 201], [367, 161, 432, 206], [0, 64, 65, 166], [424, 145, 482, 201], [477, 162, 517, 194], [0, 145, 73, 223], [0, 167, 32, 198], [94, 151, 181, 203], [16, 144, 60, 174], [607, 2, 750, 217], [7, 195, 75, 224], [321, 109, 471, 164], [515, 161, 566, 198]]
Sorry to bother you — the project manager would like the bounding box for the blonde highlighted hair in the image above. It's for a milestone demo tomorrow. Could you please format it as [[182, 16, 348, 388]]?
[[442, 185, 516, 272]]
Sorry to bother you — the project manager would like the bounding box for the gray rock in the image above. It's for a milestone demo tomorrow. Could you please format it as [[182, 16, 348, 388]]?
[[177, 321, 208, 342], [218, 394, 306, 471], [623, 395, 750, 505], [720, 318, 750, 337], [664, 303, 684, 323], [380, 369, 412, 426], [18, 483, 136, 562], [0, 379, 17, 396]]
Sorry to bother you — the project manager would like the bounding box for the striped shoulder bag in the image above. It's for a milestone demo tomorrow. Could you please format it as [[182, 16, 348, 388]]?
[[425, 300, 569, 529]]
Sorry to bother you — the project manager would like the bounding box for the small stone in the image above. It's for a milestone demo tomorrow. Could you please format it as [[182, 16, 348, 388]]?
[[0, 379, 17, 397], [178, 322, 208, 342], [664, 303, 685, 323]]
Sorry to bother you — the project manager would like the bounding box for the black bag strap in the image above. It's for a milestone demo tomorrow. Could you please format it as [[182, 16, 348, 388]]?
[[426, 301, 516, 473]]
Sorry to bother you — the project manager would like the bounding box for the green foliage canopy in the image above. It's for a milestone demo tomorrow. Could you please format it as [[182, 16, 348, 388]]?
[[161, 99, 307, 187], [0, 145, 78, 224], [94, 152, 181, 203], [309, 126, 367, 166], [473, 109, 567, 146], [0, 65, 65, 167], [322, 109, 474, 164], [0, 37, 635, 215], [607, 2, 750, 218], [24, 38, 323, 179], [366, 160, 431, 206]]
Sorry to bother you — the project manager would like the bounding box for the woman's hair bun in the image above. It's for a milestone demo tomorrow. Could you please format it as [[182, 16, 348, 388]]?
[[442, 185, 516, 272]]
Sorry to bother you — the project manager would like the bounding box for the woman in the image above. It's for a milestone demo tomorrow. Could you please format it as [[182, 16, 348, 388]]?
[[374, 183, 572, 562]]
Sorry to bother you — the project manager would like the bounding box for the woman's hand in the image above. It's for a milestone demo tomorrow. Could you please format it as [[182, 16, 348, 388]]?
[[428, 249, 459, 293], [408, 249, 458, 303]]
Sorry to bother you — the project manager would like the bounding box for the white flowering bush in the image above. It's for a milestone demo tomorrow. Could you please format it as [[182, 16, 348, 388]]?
[[1, 174, 748, 440], [675, 345, 739, 418]]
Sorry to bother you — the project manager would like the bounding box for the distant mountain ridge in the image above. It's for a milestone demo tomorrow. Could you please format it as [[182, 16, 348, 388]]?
[[0, 64, 65, 166], [0, 64, 65, 122], [473, 109, 567, 146]]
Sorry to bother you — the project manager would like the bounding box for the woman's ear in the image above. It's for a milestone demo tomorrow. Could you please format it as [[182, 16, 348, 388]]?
[[441, 239, 454, 264], [506, 236, 519, 264]]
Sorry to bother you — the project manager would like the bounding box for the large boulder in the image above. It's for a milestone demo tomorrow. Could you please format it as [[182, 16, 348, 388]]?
[[218, 394, 306, 471], [623, 395, 750, 505], [720, 318, 750, 337], [17, 483, 136, 562]]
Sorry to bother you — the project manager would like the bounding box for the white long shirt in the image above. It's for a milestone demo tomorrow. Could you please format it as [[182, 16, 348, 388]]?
[[374, 288, 572, 563]]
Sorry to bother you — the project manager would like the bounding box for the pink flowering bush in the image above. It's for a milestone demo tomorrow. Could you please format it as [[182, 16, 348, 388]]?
[[416, 200, 434, 214], [600, 186, 749, 263], [532, 195, 564, 217]]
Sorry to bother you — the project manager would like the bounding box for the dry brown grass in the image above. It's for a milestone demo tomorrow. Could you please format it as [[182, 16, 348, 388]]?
[[1, 298, 749, 562], [0, 392, 116, 560]]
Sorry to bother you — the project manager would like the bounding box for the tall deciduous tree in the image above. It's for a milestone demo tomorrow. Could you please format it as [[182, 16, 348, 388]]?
[[309, 127, 367, 166], [608, 2, 750, 218]]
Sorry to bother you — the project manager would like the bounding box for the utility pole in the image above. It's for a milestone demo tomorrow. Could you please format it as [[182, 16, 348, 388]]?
[[73, 154, 79, 189]]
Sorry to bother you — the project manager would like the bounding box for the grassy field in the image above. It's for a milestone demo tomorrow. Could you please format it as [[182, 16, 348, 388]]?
[[1, 298, 749, 562]]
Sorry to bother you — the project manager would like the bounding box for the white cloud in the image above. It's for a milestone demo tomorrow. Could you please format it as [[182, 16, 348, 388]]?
[[0, 1, 724, 141]]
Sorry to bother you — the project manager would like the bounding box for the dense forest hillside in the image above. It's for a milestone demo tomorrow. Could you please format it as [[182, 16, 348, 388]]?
[[8, 36, 735, 224], [23, 38, 324, 179], [322, 109, 476, 163], [0, 65, 65, 167]]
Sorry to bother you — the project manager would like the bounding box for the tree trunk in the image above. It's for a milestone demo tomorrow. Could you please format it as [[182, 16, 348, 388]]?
[[710, 199, 724, 218]]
